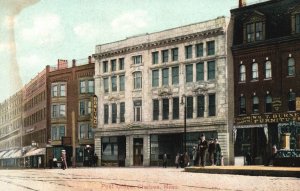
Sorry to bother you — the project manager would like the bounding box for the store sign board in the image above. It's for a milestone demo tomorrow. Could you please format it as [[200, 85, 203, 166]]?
[[91, 95, 98, 128], [235, 113, 300, 125], [296, 97, 300, 111], [272, 97, 282, 112]]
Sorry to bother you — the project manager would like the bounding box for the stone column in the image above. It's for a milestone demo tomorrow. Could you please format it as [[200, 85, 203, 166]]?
[[94, 137, 101, 166], [281, 133, 291, 149], [125, 135, 132, 166], [143, 135, 150, 166]]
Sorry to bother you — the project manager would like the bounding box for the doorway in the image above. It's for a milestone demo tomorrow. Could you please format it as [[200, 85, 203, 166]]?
[[133, 138, 143, 166]]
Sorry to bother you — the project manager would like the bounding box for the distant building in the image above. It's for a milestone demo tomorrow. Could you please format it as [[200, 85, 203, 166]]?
[[231, 0, 300, 165], [93, 16, 234, 166]]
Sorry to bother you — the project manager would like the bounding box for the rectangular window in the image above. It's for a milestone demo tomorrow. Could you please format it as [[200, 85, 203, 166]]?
[[103, 78, 109, 93], [153, 100, 159, 121], [80, 81, 86, 94], [186, 96, 193, 119], [208, 94, 216, 116], [172, 97, 179, 119], [207, 41, 215, 56], [186, 64, 193, 82], [119, 58, 125, 70], [196, 62, 204, 81], [247, 23, 255, 43], [103, 61, 108, 73], [88, 80, 94, 93], [162, 98, 169, 120], [296, 14, 300, 33], [119, 75, 125, 91], [133, 55, 142, 64], [59, 104, 66, 117], [79, 100, 91, 116], [172, 66, 179, 85], [185, 45, 192, 59], [207, 61, 215, 80], [152, 51, 159, 64], [51, 105, 58, 118], [52, 85, 58, 97], [171, 48, 178, 61], [111, 103, 117, 123], [111, 76, 117, 92], [134, 72, 142, 89], [60, 84, 66, 96], [162, 50, 169, 63], [196, 43, 203, 57], [104, 104, 109, 124], [51, 125, 65, 141], [197, 95, 205, 117], [79, 124, 93, 139], [152, 70, 159, 87], [51, 104, 66, 118], [162, 68, 169, 86], [255, 22, 263, 41], [111, 59, 116, 72], [120, 102, 125, 123]]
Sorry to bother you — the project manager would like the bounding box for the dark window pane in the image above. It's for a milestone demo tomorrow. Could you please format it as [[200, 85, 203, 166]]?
[[104, 105, 109, 124], [162, 68, 169, 86], [185, 45, 192, 59], [119, 58, 125, 70], [162, 99, 169, 120], [111, 59, 116, 71], [240, 96, 246, 115], [196, 62, 204, 81], [172, 67, 179, 85], [208, 61, 215, 80], [207, 41, 215, 55], [153, 100, 159, 120], [186, 64, 193, 82], [152, 70, 159, 87], [112, 103, 117, 123], [152, 52, 159, 64], [209, 94, 216, 116], [197, 95, 204, 117], [162, 50, 168, 63], [196, 43, 203, 57], [171, 48, 178, 61], [120, 102, 125, 123], [173, 97, 179, 119], [186, 96, 193, 119]]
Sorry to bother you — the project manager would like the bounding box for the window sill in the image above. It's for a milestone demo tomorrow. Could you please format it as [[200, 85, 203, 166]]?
[[250, 79, 259, 82], [251, 113, 260, 115], [238, 114, 247, 116], [263, 78, 272, 81], [238, 81, 246, 84], [287, 110, 296, 113], [286, 75, 295, 78]]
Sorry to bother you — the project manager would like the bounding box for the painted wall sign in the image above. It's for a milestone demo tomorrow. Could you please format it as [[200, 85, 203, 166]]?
[[91, 95, 98, 128], [272, 97, 282, 112]]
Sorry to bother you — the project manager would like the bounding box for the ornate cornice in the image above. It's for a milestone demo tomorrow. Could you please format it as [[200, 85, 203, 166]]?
[[93, 28, 224, 59]]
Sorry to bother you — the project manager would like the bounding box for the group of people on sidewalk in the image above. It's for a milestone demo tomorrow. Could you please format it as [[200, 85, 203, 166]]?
[[163, 134, 223, 168]]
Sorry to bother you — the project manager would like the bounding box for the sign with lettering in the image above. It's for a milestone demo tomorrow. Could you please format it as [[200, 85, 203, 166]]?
[[235, 113, 300, 125], [296, 97, 300, 111], [91, 95, 98, 128]]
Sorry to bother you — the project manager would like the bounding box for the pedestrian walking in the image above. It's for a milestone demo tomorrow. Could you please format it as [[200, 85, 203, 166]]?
[[184, 152, 190, 167], [94, 153, 98, 167], [192, 146, 197, 166], [162, 153, 167, 168], [179, 153, 184, 168], [208, 138, 216, 165], [175, 153, 179, 168], [214, 138, 222, 166], [267, 144, 277, 166], [198, 134, 208, 167]]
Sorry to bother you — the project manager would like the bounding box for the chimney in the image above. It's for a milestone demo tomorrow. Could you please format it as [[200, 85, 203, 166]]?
[[72, 59, 76, 67], [88, 56, 92, 64], [239, 0, 246, 8]]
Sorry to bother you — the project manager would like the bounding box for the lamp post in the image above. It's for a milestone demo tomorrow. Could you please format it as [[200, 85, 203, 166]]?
[[181, 94, 187, 153]]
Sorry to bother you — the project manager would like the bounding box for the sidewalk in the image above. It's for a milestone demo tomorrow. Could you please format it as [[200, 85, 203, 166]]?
[[185, 165, 300, 178]]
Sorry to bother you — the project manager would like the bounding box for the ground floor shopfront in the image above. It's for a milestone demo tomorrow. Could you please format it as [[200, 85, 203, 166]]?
[[94, 123, 232, 167], [234, 113, 300, 165]]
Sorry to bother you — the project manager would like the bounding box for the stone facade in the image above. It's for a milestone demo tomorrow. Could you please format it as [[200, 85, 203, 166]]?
[[94, 16, 234, 166]]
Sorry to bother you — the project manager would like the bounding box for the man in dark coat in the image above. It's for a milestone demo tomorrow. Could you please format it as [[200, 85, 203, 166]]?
[[198, 134, 208, 167], [208, 138, 216, 165]]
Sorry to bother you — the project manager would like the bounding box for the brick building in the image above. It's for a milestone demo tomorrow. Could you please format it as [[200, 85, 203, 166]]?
[[231, 0, 300, 165], [93, 16, 234, 166]]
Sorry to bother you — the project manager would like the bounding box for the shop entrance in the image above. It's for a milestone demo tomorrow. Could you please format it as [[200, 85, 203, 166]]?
[[133, 138, 143, 166]]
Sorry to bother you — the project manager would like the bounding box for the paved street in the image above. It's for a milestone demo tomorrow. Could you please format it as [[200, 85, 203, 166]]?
[[0, 167, 299, 191]]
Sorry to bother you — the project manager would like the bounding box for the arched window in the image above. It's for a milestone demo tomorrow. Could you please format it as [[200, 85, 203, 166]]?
[[252, 63, 258, 80], [265, 61, 272, 79], [133, 72, 142, 89], [288, 91, 296, 111], [265, 95, 272, 113], [288, 58, 295, 76], [239, 65, 246, 82], [252, 96, 259, 114], [239, 96, 246, 115]]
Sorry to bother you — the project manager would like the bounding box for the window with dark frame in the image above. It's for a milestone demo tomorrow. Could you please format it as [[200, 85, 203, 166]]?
[[252, 63, 258, 80], [172, 66, 179, 85], [162, 50, 169, 63], [296, 14, 300, 33], [265, 95, 272, 113], [152, 51, 159, 64], [119, 75, 125, 91], [265, 61, 272, 79], [172, 97, 179, 119], [208, 94, 216, 116], [196, 62, 204, 81], [120, 102, 125, 123], [103, 61, 108, 73], [171, 48, 178, 61], [288, 58, 295, 76], [111, 76, 117, 92], [240, 65, 246, 82], [185, 45, 192, 59], [119, 58, 125, 70], [133, 55, 142, 65], [153, 100, 159, 121], [162, 68, 169, 86], [197, 95, 205, 117], [162, 98, 169, 120], [152, 70, 159, 87], [104, 104, 109, 124], [288, 91, 296, 111], [246, 22, 264, 43], [186, 64, 193, 82], [186, 96, 193, 119], [134, 72, 142, 89], [196, 43, 203, 57], [239, 96, 246, 115], [111, 59, 116, 72], [104, 78, 109, 93], [111, 103, 117, 123], [252, 96, 259, 114], [207, 41, 215, 56], [134, 100, 142, 122], [207, 61, 215, 80]]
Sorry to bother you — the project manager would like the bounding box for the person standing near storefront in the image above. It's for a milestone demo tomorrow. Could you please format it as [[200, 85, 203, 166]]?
[[208, 138, 216, 165], [198, 134, 208, 167], [175, 153, 179, 168], [214, 138, 222, 166], [162, 153, 167, 168]]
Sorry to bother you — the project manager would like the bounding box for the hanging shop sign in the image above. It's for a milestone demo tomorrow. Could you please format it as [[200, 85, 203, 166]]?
[[272, 97, 282, 112], [91, 95, 98, 128], [235, 112, 300, 125]]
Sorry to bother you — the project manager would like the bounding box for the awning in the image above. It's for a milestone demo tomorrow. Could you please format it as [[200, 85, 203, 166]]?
[[9, 149, 22, 158], [24, 148, 45, 157], [0, 150, 8, 159], [1, 149, 16, 159]]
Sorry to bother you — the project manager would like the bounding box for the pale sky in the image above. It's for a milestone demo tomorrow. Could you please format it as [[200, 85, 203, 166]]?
[[0, 0, 261, 102]]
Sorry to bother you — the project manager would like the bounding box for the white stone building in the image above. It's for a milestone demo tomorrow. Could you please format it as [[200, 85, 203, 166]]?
[[93, 16, 234, 166]]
